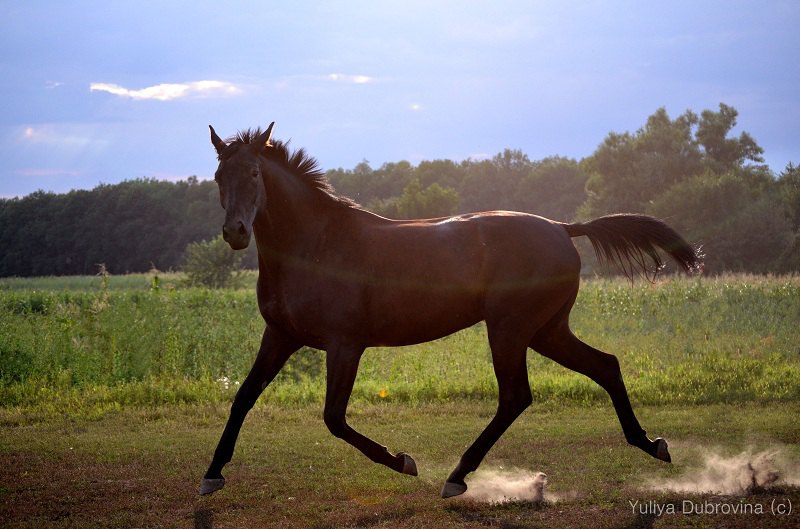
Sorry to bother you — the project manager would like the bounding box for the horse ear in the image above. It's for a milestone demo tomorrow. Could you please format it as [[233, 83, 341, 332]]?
[[252, 122, 275, 152], [209, 125, 227, 155]]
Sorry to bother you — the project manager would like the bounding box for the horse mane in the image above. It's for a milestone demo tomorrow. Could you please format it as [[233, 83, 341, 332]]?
[[223, 128, 359, 208]]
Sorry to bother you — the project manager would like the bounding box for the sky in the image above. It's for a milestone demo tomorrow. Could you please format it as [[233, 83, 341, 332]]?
[[0, 1, 798, 198]]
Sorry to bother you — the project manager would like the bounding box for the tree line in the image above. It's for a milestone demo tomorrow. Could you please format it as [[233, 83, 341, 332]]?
[[1, 103, 797, 277], [0, 177, 231, 276]]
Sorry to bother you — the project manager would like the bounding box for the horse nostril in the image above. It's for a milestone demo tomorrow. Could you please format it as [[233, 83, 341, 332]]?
[[222, 222, 247, 240]]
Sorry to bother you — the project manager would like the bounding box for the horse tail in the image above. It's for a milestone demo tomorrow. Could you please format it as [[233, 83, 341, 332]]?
[[563, 214, 702, 279]]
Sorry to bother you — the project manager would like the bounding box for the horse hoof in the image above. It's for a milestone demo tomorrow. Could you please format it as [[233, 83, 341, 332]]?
[[441, 481, 467, 499], [398, 452, 418, 476], [199, 478, 226, 496], [654, 438, 671, 463]]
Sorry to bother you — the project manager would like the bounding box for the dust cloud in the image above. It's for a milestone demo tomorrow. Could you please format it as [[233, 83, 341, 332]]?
[[464, 469, 550, 503], [461, 447, 798, 504], [646, 448, 799, 495]]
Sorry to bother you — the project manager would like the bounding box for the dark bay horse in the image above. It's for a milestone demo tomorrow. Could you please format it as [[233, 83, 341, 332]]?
[[199, 123, 702, 498]]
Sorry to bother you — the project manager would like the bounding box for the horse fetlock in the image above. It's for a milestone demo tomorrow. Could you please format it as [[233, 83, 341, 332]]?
[[624, 428, 650, 448]]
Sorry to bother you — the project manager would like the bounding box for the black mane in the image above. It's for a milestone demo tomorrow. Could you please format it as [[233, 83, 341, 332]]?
[[223, 128, 359, 208]]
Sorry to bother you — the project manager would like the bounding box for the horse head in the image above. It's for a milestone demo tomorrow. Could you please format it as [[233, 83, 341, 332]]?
[[209, 122, 273, 250]]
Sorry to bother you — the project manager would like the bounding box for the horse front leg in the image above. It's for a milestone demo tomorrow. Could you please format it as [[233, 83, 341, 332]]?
[[200, 327, 299, 495], [323, 344, 418, 477]]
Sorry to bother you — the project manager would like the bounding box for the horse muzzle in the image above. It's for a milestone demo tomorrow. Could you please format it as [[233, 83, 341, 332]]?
[[222, 220, 251, 250]]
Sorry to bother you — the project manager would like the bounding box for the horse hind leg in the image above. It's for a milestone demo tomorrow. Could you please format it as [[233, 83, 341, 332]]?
[[442, 324, 533, 498], [530, 322, 671, 463]]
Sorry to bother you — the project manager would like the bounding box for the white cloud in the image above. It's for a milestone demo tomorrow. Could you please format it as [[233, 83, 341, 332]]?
[[89, 80, 241, 101], [327, 73, 373, 84]]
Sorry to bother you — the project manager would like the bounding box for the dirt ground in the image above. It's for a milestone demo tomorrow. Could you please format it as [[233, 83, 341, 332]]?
[[1, 403, 798, 528]]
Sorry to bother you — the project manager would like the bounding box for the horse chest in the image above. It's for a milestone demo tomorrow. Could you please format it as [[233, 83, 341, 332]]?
[[258, 276, 359, 346]]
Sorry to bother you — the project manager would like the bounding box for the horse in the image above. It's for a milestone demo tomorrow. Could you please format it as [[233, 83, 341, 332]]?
[[199, 122, 702, 498]]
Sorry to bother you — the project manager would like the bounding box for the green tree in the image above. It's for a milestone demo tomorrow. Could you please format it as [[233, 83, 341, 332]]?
[[696, 103, 765, 172], [774, 163, 800, 270], [580, 103, 769, 220], [460, 149, 534, 212], [777, 163, 800, 230], [647, 172, 792, 273], [182, 235, 245, 288], [516, 157, 588, 220], [414, 159, 466, 191], [389, 177, 461, 219], [581, 107, 703, 217], [0, 177, 225, 277], [327, 160, 415, 208]]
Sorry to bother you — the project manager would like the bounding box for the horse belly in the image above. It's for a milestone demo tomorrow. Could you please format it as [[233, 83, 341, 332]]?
[[365, 288, 483, 346]]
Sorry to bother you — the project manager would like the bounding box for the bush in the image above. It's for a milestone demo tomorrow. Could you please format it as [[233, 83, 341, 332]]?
[[182, 235, 245, 288]]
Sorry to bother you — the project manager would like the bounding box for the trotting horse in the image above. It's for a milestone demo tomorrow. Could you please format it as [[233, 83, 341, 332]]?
[[199, 123, 702, 498]]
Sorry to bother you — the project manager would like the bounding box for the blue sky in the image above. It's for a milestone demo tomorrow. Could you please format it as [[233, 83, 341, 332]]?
[[1, 1, 798, 198]]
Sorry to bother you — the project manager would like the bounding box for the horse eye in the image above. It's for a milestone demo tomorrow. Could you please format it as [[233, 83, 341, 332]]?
[[251, 169, 259, 179]]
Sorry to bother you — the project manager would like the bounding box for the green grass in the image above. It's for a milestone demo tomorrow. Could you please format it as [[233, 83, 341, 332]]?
[[0, 274, 798, 419]]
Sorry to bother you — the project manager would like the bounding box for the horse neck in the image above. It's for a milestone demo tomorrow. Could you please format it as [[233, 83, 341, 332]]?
[[253, 158, 338, 257]]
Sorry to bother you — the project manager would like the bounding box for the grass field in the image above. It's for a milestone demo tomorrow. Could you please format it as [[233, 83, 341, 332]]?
[[1, 274, 798, 418], [1, 273, 799, 527]]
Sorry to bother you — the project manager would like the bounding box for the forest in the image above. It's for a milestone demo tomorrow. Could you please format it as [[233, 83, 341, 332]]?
[[1, 103, 798, 277]]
